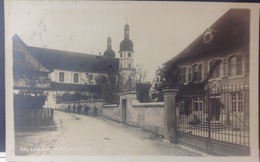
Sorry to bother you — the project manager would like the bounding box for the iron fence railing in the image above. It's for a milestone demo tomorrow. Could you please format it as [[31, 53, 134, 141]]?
[[177, 84, 249, 147]]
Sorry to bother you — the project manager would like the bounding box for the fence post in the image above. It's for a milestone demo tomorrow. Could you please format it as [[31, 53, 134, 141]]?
[[205, 85, 213, 153], [162, 86, 178, 143]]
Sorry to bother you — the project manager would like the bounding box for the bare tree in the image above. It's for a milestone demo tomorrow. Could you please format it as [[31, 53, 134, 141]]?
[[130, 64, 148, 84]]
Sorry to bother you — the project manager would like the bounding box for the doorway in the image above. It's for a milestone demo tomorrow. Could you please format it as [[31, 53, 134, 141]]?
[[210, 95, 221, 121], [122, 99, 127, 124]]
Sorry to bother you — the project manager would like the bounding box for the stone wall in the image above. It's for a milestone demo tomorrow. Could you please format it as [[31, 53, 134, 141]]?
[[56, 99, 105, 115], [102, 104, 122, 122], [102, 91, 164, 136], [128, 101, 164, 135]]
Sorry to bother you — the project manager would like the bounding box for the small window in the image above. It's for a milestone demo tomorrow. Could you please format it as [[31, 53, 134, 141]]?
[[180, 67, 187, 83], [194, 97, 203, 111], [187, 67, 192, 82], [228, 54, 244, 77], [59, 72, 64, 82], [74, 73, 79, 83], [222, 58, 228, 77], [128, 53, 131, 57], [120, 53, 122, 58], [129, 64, 131, 69], [231, 92, 244, 112], [209, 59, 221, 79], [192, 63, 203, 82]]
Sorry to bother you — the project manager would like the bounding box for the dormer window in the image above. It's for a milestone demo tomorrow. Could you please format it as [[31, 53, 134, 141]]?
[[204, 29, 214, 43]]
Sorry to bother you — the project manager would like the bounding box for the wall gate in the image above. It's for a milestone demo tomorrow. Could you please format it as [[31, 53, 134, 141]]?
[[176, 84, 250, 156]]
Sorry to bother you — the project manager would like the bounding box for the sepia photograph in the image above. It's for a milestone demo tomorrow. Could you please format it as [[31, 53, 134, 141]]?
[[5, 1, 259, 161]]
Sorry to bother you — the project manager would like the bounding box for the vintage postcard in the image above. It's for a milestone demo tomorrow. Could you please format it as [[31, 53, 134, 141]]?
[[5, 1, 259, 162]]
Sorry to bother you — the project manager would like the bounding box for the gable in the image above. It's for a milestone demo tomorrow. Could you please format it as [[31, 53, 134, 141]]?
[[165, 9, 250, 66]]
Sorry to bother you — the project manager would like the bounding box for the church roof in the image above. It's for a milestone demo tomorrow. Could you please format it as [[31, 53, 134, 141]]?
[[119, 39, 134, 52], [164, 9, 249, 66], [104, 49, 116, 58], [28, 46, 119, 73]]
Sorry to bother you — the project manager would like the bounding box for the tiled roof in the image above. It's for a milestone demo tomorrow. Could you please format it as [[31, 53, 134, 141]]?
[[165, 9, 250, 66], [28, 47, 119, 73]]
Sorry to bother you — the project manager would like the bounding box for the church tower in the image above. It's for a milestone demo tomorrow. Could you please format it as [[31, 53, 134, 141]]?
[[103, 36, 115, 58], [119, 23, 135, 83]]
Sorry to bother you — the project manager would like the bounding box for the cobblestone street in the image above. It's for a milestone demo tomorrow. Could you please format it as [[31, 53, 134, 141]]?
[[15, 111, 207, 156]]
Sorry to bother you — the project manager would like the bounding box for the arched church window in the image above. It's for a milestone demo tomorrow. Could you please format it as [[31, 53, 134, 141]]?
[[59, 72, 64, 82], [74, 73, 79, 83], [128, 53, 131, 57]]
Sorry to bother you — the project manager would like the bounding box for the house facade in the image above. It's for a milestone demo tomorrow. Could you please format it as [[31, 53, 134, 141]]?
[[164, 9, 250, 130]]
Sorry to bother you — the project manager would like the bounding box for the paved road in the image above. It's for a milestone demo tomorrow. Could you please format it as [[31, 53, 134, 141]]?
[[15, 111, 206, 156]]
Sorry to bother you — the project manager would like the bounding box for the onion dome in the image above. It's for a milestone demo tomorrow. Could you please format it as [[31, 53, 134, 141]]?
[[119, 24, 134, 52], [104, 37, 116, 58]]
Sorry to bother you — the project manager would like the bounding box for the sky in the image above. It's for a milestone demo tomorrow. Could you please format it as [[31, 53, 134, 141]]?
[[5, 1, 250, 82]]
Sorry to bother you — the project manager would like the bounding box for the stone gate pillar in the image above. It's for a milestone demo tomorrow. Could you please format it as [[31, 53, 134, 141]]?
[[162, 86, 178, 143]]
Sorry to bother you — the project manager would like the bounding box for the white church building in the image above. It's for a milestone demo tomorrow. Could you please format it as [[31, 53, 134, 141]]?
[[13, 23, 136, 109]]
